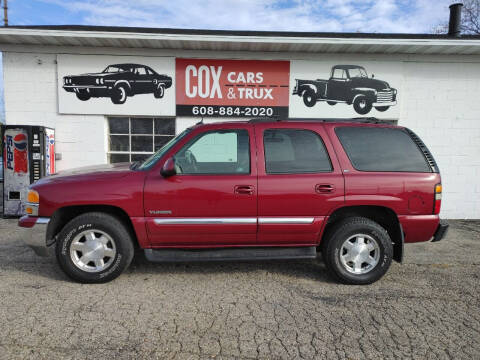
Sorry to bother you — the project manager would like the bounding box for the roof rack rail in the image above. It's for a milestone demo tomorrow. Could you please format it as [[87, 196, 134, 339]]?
[[248, 117, 390, 124]]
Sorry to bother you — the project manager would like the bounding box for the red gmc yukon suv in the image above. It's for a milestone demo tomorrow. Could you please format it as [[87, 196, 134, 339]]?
[[18, 119, 448, 284]]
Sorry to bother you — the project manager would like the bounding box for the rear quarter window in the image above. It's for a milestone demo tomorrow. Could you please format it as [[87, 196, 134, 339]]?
[[335, 127, 431, 172]]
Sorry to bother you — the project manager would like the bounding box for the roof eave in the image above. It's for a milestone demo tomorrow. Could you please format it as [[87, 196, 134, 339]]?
[[0, 27, 479, 55]]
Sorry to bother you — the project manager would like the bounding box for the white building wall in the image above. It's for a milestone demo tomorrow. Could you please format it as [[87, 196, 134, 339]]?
[[3, 49, 480, 218], [2, 52, 107, 170]]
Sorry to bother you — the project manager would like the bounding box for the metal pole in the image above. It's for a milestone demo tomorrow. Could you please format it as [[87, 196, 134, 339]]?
[[3, 0, 8, 27]]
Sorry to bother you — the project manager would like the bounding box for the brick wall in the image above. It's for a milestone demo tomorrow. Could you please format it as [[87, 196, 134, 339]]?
[[2, 53, 107, 170], [399, 61, 480, 218]]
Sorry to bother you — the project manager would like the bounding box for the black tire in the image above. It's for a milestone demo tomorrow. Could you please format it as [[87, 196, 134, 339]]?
[[353, 95, 372, 115], [375, 106, 389, 112], [55, 212, 134, 283], [111, 84, 128, 104], [327, 101, 336, 106], [154, 84, 165, 99], [322, 217, 393, 285], [75, 90, 90, 101], [302, 89, 316, 107]]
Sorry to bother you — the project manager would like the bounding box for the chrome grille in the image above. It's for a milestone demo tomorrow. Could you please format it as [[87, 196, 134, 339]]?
[[377, 90, 393, 103]]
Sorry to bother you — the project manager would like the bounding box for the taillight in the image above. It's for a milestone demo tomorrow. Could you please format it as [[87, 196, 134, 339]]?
[[434, 184, 442, 214]]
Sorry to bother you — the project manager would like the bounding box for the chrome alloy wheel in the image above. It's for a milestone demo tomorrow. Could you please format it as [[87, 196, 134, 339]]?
[[339, 234, 380, 274], [70, 230, 116, 273]]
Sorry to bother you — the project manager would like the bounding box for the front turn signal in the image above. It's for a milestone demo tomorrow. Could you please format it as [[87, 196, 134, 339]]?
[[27, 190, 39, 204], [26, 190, 39, 216]]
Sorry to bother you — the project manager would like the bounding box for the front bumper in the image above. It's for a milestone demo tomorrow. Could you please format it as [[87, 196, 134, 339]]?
[[373, 100, 397, 107], [18, 216, 50, 256], [63, 85, 109, 92], [431, 219, 449, 242]]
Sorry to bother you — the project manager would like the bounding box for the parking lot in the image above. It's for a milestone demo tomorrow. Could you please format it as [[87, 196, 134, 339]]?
[[0, 219, 479, 359]]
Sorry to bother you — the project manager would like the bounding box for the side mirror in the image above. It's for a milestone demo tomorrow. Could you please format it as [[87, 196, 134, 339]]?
[[160, 157, 176, 177], [371, 74, 375, 78]]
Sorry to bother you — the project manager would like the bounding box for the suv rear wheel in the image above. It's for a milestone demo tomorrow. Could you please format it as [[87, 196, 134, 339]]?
[[55, 212, 134, 283], [322, 217, 393, 285]]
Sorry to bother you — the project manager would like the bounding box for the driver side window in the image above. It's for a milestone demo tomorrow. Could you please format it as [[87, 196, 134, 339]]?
[[174, 129, 250, 175], [332, 68, 345, 79]]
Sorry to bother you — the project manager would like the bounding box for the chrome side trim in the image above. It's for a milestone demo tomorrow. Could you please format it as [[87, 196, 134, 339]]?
[[258, 217, 314, 224], [154, 218, 257, 225], [36, 217, 51, 224]]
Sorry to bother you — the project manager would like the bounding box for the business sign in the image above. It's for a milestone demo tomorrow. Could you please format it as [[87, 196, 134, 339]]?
[[57, 54, 175, 116], [176, 58, 290, 117]]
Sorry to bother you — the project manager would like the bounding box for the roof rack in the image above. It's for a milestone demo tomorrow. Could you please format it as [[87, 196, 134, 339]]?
[[248, 117, 390, 124]]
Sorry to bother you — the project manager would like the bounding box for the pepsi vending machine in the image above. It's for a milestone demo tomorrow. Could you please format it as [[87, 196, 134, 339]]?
[[2, 125, 55, 216]]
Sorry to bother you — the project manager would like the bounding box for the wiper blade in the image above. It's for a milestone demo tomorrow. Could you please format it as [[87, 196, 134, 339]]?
[[130, 161, 140, 170]]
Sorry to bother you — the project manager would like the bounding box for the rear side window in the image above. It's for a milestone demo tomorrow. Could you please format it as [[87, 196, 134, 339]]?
[[335, 127, 431, 172], [263, 129, 332, 174]]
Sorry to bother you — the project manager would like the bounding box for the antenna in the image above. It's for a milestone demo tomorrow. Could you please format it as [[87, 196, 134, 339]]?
[[3, 0, 7, 27]]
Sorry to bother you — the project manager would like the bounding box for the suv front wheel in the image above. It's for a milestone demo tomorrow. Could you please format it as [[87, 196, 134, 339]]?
[[322, 217, 393, 285], [55, 212, 134, 283]]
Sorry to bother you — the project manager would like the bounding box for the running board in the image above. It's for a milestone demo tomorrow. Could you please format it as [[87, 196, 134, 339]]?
[[144, 246, 317, 263]]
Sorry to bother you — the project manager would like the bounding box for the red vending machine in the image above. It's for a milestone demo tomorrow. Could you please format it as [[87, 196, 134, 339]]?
[[2, 125, 55, 216]]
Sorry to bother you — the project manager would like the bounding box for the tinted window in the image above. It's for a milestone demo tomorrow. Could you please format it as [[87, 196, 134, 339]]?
[[175, 130, 250, 174], [263, 129, 332, 174], [335, 127, 431, 172]]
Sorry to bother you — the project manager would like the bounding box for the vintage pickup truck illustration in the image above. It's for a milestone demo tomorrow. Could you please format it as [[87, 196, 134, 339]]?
[[292, 65, 397, 115], [63, 63, 173, 104]]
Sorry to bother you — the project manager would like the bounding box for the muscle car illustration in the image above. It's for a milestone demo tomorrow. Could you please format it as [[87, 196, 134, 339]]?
[[63, 63, 173, 104], [293, 65, 397, 115]]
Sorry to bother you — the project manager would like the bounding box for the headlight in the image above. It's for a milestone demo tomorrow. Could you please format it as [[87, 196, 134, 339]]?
[[95, 78, 99, 84], [100, 78, 104, 84], [25, 189, 39, 216]]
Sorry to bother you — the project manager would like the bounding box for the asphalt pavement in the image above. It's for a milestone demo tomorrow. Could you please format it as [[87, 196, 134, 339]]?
[[0, 219, 479, 359]]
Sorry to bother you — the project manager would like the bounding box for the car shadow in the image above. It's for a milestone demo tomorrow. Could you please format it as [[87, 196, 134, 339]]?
[[3, 245, 334, 284], [126, 249, 334, 283]]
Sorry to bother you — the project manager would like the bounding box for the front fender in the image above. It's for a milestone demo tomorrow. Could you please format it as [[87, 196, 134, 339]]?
[[351, 88, 377, 102]]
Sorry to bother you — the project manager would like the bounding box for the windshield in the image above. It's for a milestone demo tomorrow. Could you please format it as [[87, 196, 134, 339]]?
[[137, 128, 192, 170], [348, 68, 368, 78], [103, 65, 128, 73]]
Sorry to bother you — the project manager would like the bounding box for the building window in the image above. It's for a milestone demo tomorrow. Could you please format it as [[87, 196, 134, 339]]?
[[108, 117, 175, 163]]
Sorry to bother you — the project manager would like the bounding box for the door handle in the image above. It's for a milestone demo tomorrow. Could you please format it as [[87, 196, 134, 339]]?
[[315, 184, 335, 193], [235, 185, 254, 195]]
